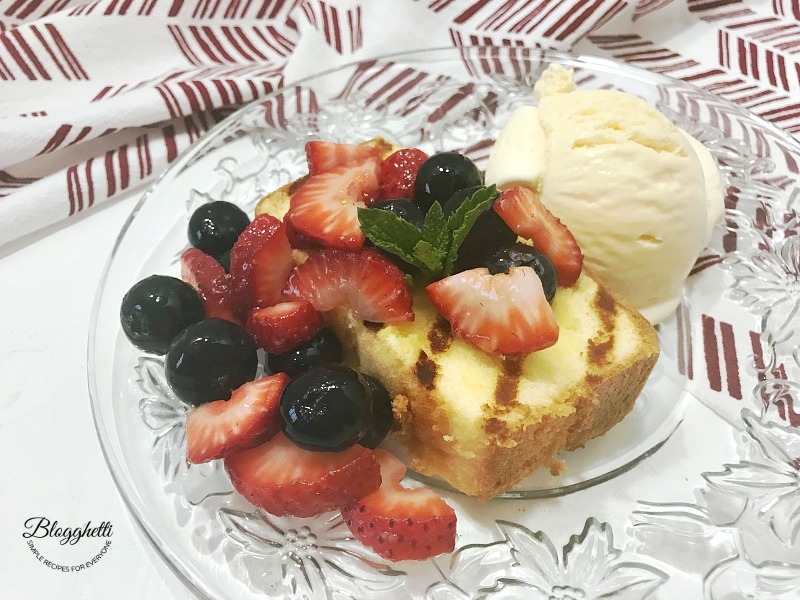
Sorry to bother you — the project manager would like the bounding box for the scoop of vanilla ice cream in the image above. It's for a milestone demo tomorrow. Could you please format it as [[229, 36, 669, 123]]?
[[486, 65, 724, 324]]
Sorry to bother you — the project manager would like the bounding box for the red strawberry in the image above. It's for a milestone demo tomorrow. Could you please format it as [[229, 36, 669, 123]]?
[[342, 450, 456, 561], [284, 218, 320, 250], [283, 248, 414, 324], [229, 214, 295, 316], [285, 157, 380, 250], [180, 248, 239, 324], [186, 374, 289, 464], [245, 301, 324, 354], [224, 431, 382, 517], [493, 186, 583, 286], [379, 148, 428, 200], [426, 266, 558, 354], [306, 141, 381, 176]]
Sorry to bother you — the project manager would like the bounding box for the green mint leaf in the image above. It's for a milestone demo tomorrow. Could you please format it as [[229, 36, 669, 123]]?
[[420, 201, 449, 255], [443, 184, 499, 276], [404, 273, 414, 288], [358, 207, 422, 267], [412, 239, 446, 272]]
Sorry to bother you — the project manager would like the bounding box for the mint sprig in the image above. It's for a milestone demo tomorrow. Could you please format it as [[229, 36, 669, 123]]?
[[357, 184, 499, 279], [443, 185, 498, 276]]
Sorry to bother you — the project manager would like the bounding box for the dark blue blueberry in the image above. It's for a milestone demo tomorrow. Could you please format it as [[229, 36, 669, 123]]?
[[120, 275, 204, 355], [188, 201, 250, 260], [165, 318, 258, 406], [485, 243, 558, 302]]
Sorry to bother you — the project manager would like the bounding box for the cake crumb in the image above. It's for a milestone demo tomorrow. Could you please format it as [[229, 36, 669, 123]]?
[[549, 458, 567, 476]]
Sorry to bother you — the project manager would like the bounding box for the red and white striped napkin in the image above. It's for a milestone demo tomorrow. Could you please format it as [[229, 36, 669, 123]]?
[[1, 0, 798, 247]]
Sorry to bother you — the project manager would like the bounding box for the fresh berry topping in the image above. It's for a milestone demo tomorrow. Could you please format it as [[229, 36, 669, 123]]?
[[366, 198, 426, 273], [181, 248, 240, 323], [359, 375, 393, 449], [342, 450, 456, 561], [165, 318, 258, 406], [245, 301, 324, 355], [186, 374, 289, 464], [280, 366, 373, 452], [188, 201, 250, 260], [286, 157, 381, 250], [283, 248, 414, 324], [413, 152, 482, 213], [443, 186, 517, 273], [493, 186, 583, 286], [284, 218, 321, 250], [217, 249, 231, 273], [371, 198, 425, 230], [485, 243, 558, 302], [120, 275, 204, 355], [229, 214, 294, 316], [224, 431, 381, 517], [379, 148, 428, 201], [267, 328, 343, 378], [306, 141, 381, 176], [426, 266, 559, 355]]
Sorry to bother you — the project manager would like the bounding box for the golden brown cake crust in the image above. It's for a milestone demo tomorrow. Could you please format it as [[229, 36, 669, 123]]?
[[387, 276, 659, 501], [255, 137, 660, 502]]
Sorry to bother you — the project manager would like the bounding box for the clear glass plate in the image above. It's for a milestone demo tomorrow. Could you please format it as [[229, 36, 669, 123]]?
[[89, 47, 800, 599]]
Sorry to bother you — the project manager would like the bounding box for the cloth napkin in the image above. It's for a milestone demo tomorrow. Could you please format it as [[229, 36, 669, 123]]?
[[1, 0, 798, 247]]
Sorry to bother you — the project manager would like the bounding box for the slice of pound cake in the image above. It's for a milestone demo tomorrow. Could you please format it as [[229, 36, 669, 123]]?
[[256, 138, 659, 501]]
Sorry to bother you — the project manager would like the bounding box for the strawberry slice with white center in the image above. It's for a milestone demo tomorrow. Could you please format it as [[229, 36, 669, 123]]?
[[283, 248, 414, 323], [493, 186, 584, 286], [180, 248, 239, 324], [224, 431, 382, 518], [342, 449, 456, 561], [306, 141, 381, 176], [285, 157, 381, 250], [186, 374, 289, 464], [245, 301, 324, 354], [426, 266, 558, 354], [229, 214, 294, 316]]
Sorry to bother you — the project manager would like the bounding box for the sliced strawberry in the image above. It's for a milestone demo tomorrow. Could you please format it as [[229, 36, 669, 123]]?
[[225, 431, 381, 517], [246, 301, 324, 354], [180, 248, 239, 324], [426, 266, 558, 354], [379, 148, 428, 201], [285, 157, 381, 250], [186, 374, 289, 464], [493, 186, 583, 286], [306, 141, 381, 176], [229, 214, 294, 316], [283, 248, 413, 323], [342, 450, 456, 561], [285, 218, 320, 250]]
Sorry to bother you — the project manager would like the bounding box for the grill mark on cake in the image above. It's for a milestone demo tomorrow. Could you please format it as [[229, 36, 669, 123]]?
[[484, 417, 508, 436], [288, 174, 310, 195], [588, 337, 614, 365], [427, 318, 452, 354], [588, 286, 618, 367], [594, 286, 618, 331], [494, 356, 523, 407], [414, 350, 437, 390], [586, 374, 602, 386], [363, 320, 385, 332]]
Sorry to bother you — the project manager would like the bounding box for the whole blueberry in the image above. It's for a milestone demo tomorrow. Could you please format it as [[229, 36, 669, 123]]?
[[120, 275, 204, 355], [188, 201, 250, 260], [413, 152, 482, 213], [280, 366, 373, 452], [165, 318, 258, 406]]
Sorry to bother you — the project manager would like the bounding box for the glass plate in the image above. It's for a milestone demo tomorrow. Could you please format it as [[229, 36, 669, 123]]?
[[89, 47, 800, 599]]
